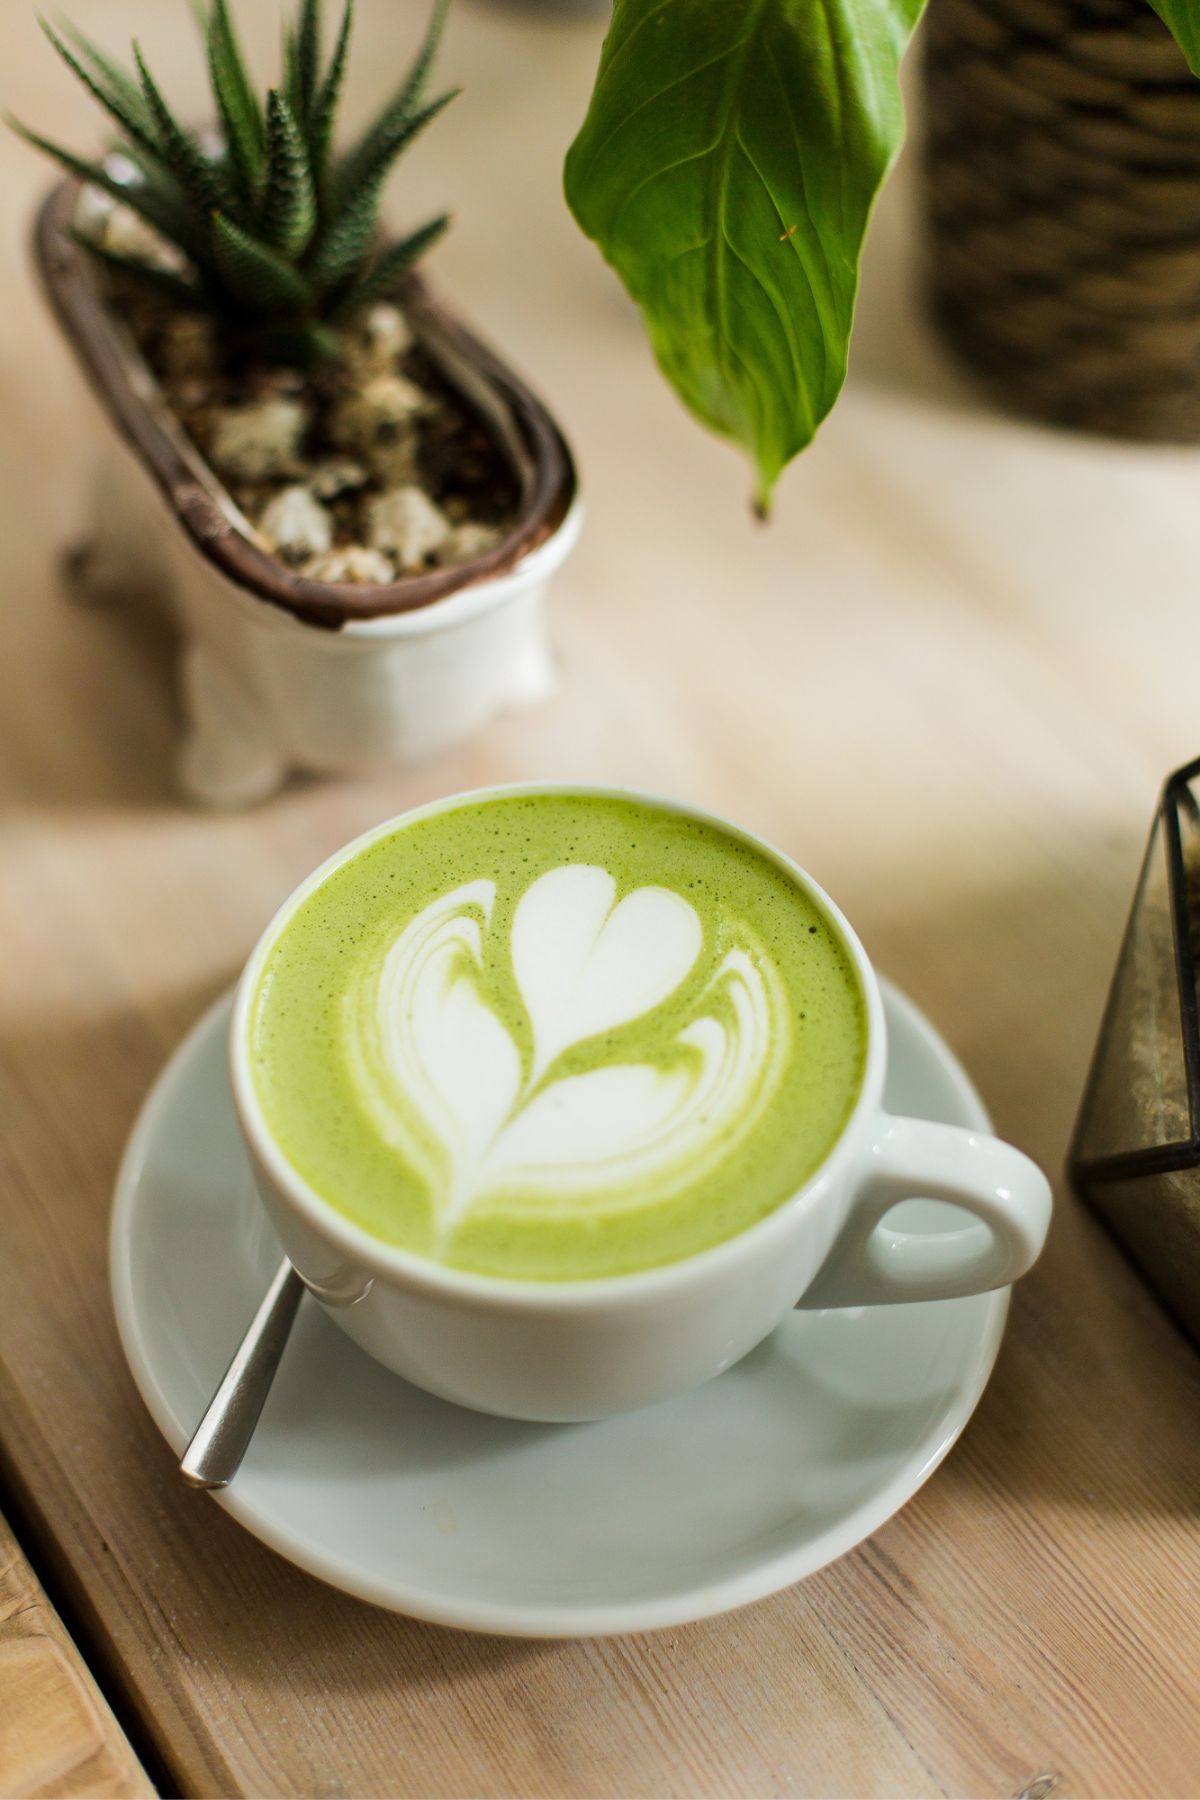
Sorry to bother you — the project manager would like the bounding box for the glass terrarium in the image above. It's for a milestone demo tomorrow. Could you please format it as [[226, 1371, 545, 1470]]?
[[1070, 756, 1200, 1349]]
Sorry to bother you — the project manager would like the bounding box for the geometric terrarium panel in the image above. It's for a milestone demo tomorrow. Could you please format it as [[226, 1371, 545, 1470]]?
[[1070, 756, 1200, 1348]]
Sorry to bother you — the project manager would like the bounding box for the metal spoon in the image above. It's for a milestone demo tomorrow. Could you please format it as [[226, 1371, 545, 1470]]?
[[180, 1258, 303, 1489]]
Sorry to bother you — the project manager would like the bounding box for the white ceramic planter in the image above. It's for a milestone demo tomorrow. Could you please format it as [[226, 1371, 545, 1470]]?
[[37, 180, 580, 807], [80, 440, 582, 805]]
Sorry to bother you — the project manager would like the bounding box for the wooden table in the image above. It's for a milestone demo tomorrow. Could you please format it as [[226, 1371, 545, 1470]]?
[[0, 1508, 151, 1796], [3, 2, 1200, 1794]]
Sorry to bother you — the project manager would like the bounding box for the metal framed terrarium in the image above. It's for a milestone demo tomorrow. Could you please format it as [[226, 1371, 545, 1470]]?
[[1070, 754, 1200, 1348]]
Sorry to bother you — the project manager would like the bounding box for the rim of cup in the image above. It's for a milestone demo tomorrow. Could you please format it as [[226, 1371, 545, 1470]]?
[[229, 782, 888, 1312]]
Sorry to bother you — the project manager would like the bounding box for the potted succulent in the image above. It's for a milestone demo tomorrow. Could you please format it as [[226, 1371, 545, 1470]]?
[[18, 1, 579, 805], [563, 0, 1200, 507]]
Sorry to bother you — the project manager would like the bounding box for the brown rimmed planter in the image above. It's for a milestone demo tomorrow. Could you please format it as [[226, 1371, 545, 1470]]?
[[35, 177, 581, 805]]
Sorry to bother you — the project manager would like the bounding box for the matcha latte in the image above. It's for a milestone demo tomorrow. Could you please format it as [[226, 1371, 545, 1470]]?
[[247, 793, 867, 1281]]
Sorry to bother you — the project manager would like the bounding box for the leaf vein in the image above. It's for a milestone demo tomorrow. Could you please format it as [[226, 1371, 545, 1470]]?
[[579, 38, 749, 187], [608, 140, 719, 244]]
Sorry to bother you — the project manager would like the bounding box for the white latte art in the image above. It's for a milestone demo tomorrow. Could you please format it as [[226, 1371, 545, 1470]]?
[[345, 864, 791, 1239]]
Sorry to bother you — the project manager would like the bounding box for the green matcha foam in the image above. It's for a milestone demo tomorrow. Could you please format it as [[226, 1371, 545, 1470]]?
[[248, 793, 867, 1280]]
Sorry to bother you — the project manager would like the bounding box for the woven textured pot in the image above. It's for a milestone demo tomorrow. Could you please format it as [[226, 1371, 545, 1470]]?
[[923, 0, 1200, 440]]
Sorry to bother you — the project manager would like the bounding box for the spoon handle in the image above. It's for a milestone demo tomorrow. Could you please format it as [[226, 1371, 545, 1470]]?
[[180, 1258, 304, 1490]]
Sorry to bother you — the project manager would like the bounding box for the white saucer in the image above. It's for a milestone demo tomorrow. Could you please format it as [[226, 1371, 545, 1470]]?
[[111, 979, 1008, 1638]]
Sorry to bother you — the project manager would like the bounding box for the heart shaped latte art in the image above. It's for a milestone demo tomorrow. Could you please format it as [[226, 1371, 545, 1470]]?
[[345, 864, 791, 1239]]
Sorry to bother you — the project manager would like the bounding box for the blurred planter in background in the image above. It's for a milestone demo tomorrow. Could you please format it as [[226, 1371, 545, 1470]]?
[[923, 0, 1200, 440], [1070, 755, 1200, 1350], [17, 0, 582, 810]]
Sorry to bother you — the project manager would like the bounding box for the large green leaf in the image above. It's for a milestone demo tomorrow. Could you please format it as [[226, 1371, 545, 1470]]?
[[1146, 0, 1200, 77], [565, 0, 926, 511]]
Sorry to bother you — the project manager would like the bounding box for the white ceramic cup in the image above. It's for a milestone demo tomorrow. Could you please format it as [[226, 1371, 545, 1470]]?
[[230, 786, 1052, 1422]]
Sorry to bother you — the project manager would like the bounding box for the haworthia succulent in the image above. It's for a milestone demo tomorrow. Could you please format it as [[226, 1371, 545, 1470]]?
[[12, 0, 453, 356]]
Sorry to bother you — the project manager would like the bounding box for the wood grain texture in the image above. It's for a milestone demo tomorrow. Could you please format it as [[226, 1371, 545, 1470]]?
[[1, 2, 1199, 1795], [0, 1509, 152, 1799]]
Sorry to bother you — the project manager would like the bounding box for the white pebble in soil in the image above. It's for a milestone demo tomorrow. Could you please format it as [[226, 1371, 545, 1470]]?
[[367, 486, 453, 571], [257, 486, 333, 562], [302, 545, 396, 585], [358, 303, 415, 368], [332, 374, 428, 454], [208, 398, 308, 482], [437, 521, 503, 566], [308, 459, 370, 501]]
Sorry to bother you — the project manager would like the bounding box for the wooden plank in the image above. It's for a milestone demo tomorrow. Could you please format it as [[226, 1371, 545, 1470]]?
[[1, 2, 1199, 1796], [0, 1509, 152, 1799]]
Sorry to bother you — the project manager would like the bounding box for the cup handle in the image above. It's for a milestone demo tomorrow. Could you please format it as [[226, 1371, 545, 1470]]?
[[796, 1113, 1052, 1309]]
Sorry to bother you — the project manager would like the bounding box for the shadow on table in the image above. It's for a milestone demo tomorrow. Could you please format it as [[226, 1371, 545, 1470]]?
[[0, 551, 185, 814], [866, 843, 1200, 1524]]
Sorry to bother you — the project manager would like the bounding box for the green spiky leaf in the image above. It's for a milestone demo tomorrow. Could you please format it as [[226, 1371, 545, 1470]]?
[[333, 211, 448, 315], [101, 144, 211, 262], [207, 0, 264, 207], [295, 0, 322, 128], [69, 225, 204, 306], [335, 88, 457, 218], [8, 116, 198, 255], [308, 0, 351, 179], [54, 21, 156, 138], [134, 42, 227, 211], [334, 0, 450, 204], [39, 19, 163, 163], [305, 170, 380, 288], [261, 89, 316, 255], [282, 23, 301, 123], [210, 208, 312, 310]]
